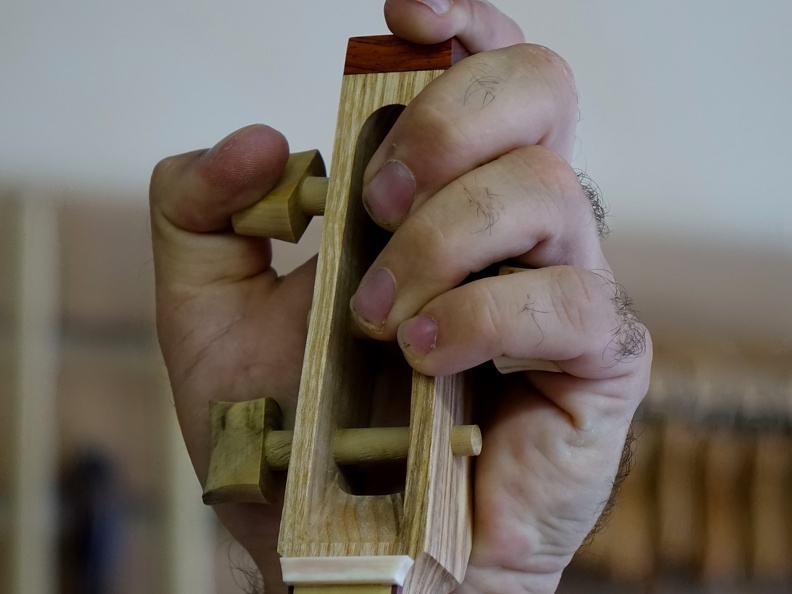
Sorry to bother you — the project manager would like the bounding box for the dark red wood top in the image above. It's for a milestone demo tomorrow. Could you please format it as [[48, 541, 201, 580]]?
[[344, 35, 469, 75]]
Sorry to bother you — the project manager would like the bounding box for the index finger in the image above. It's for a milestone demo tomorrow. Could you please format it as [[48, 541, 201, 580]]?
[[362, 43, 579, 228], [384, 0, 525, 52]]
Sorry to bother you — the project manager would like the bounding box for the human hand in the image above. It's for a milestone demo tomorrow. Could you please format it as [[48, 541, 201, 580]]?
[[351, 1, 652, 593], [150, 121, 311, 588], [149, 1, 651, 593]]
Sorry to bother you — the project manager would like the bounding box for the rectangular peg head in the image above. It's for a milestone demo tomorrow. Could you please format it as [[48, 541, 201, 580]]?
[[202, 398, 282, 505]]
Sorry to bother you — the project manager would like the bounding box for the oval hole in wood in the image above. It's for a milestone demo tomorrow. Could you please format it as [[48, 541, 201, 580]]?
[[335, 104, 413, 498]]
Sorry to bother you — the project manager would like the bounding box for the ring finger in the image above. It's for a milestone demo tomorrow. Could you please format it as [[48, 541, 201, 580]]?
[[350, 145, 608, 338]]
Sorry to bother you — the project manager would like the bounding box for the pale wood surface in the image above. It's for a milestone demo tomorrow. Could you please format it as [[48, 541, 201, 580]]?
[[203, 394, 479, 500], [293, 586, 395, 594], [300, 176, 328, 216], [282, 555, 412, 586], [203, 398, 282, 505], [267, 425, 481, 469], [278, 67, 472, 593], [232, 149, 326, 243]]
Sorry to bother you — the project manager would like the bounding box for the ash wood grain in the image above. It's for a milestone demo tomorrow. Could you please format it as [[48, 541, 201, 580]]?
[[202, 398, 282, 505], [232, 150, 326, 243], [278, 66, 473, 593], [266, 425, 481, 469]]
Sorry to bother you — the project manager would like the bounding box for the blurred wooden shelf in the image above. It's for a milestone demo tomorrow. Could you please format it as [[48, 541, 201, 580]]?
[[0, 192, 216, 594], [567, 335, 792, 588]]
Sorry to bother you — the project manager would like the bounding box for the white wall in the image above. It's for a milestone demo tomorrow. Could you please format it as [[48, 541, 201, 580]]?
[[2, 0, 790, 339]]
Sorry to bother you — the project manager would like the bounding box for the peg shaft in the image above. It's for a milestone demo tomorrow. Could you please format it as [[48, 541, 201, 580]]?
[[265, 425, 481, 470], [202, 398, 481, 506], [300, 176, 328, 216]]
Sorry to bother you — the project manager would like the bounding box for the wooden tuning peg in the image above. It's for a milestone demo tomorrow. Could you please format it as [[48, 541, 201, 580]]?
[[232, 149, 328, 243], [202, 397, 482, 506], [202, 397, 283, 505]]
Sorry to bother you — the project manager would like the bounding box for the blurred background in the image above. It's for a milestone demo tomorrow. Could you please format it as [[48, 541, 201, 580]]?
[[1, 1, 790, 592]]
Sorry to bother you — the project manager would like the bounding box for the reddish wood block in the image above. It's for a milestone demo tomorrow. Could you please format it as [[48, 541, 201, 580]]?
[[344, 35, 468, 75]]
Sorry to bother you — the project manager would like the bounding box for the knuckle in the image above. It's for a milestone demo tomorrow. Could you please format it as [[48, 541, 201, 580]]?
[[507, 147, 593, 232], [462, 282, 502, 349], [404, 211, 457, 281], [512, 145, 580, 197], [524, 43, 577, 91], [550, 267, 652, 369], [406, 100, 473, 160], [508, 43, 578, 111], [548, 266, 611, 336]]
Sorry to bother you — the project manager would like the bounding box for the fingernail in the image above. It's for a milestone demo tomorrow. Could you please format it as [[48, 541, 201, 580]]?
[[417, 0, 453, 16], [350, 268, 396, 333], [363, 160, 415, 228], [398, 315, 438, 358]]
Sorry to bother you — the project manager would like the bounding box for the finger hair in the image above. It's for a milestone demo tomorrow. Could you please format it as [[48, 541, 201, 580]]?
[[580, 424, 637, 550], [609, 280, 648, 363], [227, 547, 265, 594], [591, 271, 648, 365], [575, 170, 609, 239]]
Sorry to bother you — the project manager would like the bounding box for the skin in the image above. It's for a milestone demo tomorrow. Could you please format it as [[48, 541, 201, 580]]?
[[149, 1, 652, 593]]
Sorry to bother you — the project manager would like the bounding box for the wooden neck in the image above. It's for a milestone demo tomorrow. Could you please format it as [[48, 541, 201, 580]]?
[[203, 35, 475, 594], [276, 36, 472, 594]]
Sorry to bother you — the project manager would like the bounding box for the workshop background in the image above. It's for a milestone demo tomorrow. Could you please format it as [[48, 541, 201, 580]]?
[[1, 1, 790, 592]]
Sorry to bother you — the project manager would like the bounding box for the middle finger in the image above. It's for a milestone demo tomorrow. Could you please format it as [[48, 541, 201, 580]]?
[[361, 43, 579, 230], [350, 145, 607, 338]]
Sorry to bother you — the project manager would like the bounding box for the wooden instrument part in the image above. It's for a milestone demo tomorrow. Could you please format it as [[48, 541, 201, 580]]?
[[279, 35, 470, 594], [202, 397, 481, 506], [202, 35, 478, 594], [232, 149, 327, 243]]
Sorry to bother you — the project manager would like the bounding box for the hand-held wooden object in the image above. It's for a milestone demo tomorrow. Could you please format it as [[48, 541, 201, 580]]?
[[232, 150, 327, 243], [202, 398, 481, 505], [205, 35, 476, 594], [278, 35, 472, 594]]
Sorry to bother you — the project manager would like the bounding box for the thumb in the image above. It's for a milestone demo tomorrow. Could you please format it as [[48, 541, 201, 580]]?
[[384, 0, 525, 53]]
